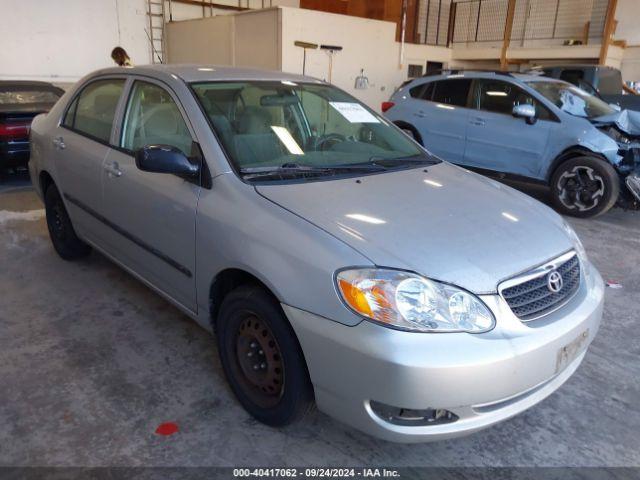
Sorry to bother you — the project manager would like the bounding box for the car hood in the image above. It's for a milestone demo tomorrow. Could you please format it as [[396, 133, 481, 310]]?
[[256, 163, 574, 294], [592, 109, 640, 137]]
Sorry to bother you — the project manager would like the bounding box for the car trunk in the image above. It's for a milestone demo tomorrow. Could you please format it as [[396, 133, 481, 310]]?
[[0, 105, 52, 166]]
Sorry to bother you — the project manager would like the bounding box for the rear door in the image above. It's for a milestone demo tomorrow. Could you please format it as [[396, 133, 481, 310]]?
[[101, 78, 200, 311], [55, 77, 126, 242], [409, 78, 472, 163], [463, 79, 553, 179]]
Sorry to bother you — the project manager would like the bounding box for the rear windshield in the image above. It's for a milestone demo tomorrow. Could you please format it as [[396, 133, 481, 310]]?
[[191, 81, 427, 177], [0, 88, 62, 105]]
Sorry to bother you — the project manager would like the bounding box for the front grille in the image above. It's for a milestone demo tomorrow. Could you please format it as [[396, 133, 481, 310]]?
[[501, 253, 581, 321]]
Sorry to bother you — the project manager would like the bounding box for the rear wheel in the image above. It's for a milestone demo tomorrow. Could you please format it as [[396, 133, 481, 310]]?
[[550, 156, 619, 218], [216, 285, 314, 426], [395, 123, 422, 145], [44, 184, 92, 260]]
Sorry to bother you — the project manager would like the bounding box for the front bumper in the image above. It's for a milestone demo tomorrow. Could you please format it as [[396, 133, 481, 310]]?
[[285, 261, 604, 443]]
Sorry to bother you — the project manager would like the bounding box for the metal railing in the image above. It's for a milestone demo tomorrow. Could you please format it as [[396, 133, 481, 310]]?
[[449, 0, 610, 46], [415, 0, 454, 46]]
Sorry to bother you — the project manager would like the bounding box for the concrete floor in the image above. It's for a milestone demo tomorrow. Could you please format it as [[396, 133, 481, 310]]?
[[1, 172, 639, 467]]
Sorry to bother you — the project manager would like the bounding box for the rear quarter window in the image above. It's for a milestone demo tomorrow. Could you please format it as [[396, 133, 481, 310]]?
[[409, 82, 434, 101]]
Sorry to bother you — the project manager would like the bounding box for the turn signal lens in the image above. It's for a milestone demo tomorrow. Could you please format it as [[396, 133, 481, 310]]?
[[338, 279, 373, 317], [336, 268, 495, 333]]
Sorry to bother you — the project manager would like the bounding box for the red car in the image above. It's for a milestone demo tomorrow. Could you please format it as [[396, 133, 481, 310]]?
[[1, 81, 64, 174]]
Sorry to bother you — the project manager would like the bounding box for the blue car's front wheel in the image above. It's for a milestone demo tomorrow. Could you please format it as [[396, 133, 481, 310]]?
[[550, 156, 619, 218]]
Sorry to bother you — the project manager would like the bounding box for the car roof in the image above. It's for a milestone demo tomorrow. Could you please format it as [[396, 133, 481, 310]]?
[[88, 64, 323, 84], [413, 71, 564, 84]]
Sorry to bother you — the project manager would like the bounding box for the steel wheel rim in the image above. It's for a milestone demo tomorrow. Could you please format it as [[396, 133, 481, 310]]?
[[49, 202, 66, 240], [556, 165, 605, 212], [233, 312, 284, 408]]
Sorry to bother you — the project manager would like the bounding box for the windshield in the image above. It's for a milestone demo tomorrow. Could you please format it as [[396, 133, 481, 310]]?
[[526, 80, 615, 119], [191, 81, 431, 180]]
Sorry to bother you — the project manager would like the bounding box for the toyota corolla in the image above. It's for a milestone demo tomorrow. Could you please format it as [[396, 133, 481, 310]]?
[[28, 65, 604, 442]]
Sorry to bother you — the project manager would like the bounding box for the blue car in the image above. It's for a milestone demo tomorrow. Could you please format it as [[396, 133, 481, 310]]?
[[384, 71, 640, 218]]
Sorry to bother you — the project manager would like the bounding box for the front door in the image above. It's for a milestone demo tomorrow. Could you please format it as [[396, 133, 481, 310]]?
[[463, 79, 552, 179], [56, 78, 126, 242], [102, 79, 200, 312]]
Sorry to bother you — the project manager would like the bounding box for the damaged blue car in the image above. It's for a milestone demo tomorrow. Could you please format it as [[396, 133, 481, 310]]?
[[384, 71, 640, 218]]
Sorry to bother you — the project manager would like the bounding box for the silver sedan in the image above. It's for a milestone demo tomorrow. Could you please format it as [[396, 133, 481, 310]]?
[[28, 65, 604, 442]]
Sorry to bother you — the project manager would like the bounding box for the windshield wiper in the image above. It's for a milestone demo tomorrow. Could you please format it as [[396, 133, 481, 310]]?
[[360, 155, 440, 168], [240, 162, 388, 180]]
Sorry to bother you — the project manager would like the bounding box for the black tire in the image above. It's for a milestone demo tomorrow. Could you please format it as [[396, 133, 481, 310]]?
[[550, 156, 620, 218], [395, 123, 423, 146], [44, 184, 92, 260], [216, 285, 314, 427]]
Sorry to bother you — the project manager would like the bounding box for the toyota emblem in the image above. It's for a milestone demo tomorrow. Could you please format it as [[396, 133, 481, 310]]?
[[547, 271, 563, 293]]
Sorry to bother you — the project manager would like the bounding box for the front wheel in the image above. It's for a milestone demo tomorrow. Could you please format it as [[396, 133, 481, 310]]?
[[216, 285, 314, 427], [550, 156, 620, 218]]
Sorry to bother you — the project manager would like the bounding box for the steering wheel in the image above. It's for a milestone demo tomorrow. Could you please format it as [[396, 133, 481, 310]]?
[[313, 133, 346, 151]]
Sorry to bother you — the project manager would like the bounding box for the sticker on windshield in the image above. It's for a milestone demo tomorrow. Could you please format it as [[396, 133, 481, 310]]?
[[329, 102, 380, 123]]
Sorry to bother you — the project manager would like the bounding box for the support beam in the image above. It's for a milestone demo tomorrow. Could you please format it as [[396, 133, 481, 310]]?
[[500, 0, 516, 70], [599, 0, 618, 64], [170, 0, 247, 11]]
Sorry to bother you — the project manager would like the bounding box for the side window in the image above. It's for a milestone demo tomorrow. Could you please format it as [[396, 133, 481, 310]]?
[[62, 96, 78, 128], [65, 79, 125, 142], [409, 82, 434, 100], [409, 84, 425, 98], [421, 82, 435, 100], [431, 79, 472, 107], [121, 81, 193, 155], [476, 80, 551, 120]]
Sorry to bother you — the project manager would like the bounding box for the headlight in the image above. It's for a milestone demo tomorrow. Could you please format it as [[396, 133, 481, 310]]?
[[562, 220, 588, 262], [335, 268, 495, 333]]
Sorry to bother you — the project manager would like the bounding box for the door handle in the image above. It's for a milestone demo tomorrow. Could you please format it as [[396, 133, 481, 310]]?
[[469, 117, 486, 126], [104, 161, 122, 178], [415, 110, 427, 118], [52, 136, 66, 150]]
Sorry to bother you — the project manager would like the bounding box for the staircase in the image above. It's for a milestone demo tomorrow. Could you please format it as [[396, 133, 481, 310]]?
[[147, 0, 166, 64]]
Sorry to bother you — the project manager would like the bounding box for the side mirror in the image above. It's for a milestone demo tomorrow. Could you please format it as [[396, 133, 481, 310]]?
[[512, 104, 537, 124], [135, 144, 199, 177]]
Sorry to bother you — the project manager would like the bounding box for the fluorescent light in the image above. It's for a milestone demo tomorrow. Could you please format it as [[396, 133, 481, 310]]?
[[436, 104, 455, 110], [486, 91, 508, 96], [502, 212, 519, 222], [345, 213, 386, 225], [281, 80, 298, 86], [271, 126, 304, 155], [198, 67, 215, 72], [424, 179, 443, 188]]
